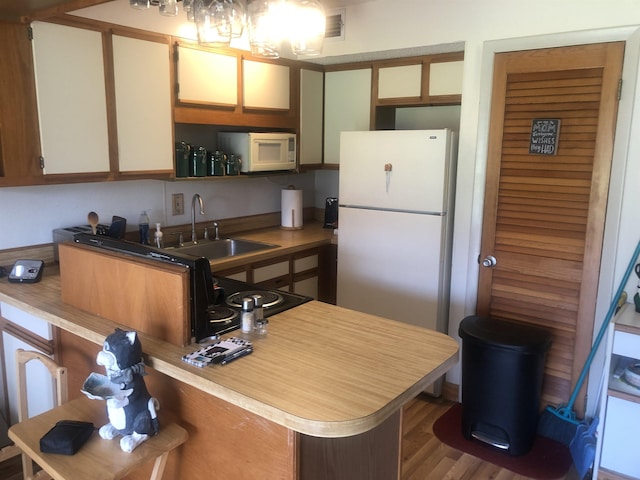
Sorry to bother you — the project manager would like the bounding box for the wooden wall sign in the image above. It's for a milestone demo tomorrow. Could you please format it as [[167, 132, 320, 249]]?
[[529, 119, 560, 155]]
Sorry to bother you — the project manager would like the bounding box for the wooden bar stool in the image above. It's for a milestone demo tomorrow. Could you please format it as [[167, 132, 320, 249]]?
[[5, 349, 188, 480]]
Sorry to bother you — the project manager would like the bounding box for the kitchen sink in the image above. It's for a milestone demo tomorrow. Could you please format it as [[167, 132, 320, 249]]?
[[167, 238, 278, 259]]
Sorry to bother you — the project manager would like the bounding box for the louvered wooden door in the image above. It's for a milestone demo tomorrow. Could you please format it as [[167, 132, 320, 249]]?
[[477, 42, 624, 417]]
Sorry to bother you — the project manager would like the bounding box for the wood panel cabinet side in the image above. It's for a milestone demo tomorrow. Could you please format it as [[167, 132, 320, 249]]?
[[0, 23, 42, 181], [58, 243, 191, 347], [58, 330, 297, 480]]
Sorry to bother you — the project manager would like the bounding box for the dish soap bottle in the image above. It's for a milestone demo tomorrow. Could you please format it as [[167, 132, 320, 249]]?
[[154, 223, 164, 248], [138, 211, 150, 245]]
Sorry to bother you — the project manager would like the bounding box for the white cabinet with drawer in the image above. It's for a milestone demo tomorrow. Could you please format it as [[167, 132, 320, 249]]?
[[293, 253, 319, 299], [0, 302, 56, 426], [597, 304, 640, 479]]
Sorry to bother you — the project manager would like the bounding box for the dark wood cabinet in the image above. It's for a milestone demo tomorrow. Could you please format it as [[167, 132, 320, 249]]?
[[0, 23, 43, 185]]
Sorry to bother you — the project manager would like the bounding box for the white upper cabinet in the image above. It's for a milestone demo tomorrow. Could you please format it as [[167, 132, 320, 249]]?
[[243, 60, 290, 110], [299, 69, 324, 165], [429, 60, 464, 96], [112, 35, 173, 173], [31, 21, 110, 175], [324, 68, 372, 165], [378, 64, 422, 100], [176, 45, 238, 106]]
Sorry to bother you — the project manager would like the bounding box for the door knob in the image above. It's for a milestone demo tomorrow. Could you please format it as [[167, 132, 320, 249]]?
[[482, 255, 497, 268]]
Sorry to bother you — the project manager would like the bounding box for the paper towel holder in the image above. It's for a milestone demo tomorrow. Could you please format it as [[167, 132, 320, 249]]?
[[281, 186, 304, 231]]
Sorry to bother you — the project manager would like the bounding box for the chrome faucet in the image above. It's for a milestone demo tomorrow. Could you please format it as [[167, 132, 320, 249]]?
[[191, 193, 205, 244]]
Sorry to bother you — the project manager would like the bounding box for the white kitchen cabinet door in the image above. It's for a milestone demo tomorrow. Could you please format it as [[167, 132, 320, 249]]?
[[31, 21, 110, 175], [378, 64, 422, 100], [600, 395, 640, 477], [323, 68, 372, 165], [113, 35, 173, 173], [429, 60, 464, 96], [243, 60, 290, 110], [176, 46, 238, 106], [299, 69, 323, 165]]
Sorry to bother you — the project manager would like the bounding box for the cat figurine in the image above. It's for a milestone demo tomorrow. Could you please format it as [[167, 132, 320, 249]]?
[[82, 329, 159, 453]]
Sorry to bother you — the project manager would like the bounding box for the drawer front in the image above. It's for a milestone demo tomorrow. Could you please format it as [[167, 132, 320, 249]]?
[[254, 260, 290, 283], [613, 330, 640, 358], [294, 277, 318, 299], [294, 254, 318, 273], [1, 302, 52, 340], [601, 395, 640, 477]]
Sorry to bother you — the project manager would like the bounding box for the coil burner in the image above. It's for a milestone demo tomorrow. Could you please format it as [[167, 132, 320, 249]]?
[[225, 290, 284, 309], [203, 306, 239, 339]]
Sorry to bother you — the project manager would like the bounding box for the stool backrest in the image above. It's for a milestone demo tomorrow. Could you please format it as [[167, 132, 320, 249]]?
[[15, 349, 68, 422]]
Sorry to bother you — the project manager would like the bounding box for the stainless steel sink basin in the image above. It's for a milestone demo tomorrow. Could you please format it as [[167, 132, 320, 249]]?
[[168, 238, 278, 259]]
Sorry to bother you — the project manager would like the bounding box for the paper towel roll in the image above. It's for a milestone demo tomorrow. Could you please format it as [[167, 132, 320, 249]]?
[[281, 188, 303, 230]]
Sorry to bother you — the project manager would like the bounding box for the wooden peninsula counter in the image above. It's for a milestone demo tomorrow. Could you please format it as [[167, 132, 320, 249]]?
[[0, 264, 459, 479]]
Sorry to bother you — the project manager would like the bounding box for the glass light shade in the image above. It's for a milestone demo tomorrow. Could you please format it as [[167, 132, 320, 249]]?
[[226, 0, 246, 38], [129, 0, 150, 10], [289, 0, 325, 56], [247, 0, 283, 58], [159, 0, 179, 16], [196, 0, 233, 47]]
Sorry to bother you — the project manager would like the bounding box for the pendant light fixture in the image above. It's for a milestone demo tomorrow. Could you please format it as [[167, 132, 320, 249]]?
[[247, 0, 282, 58], [195, 0, 233, 47], [288, 0, 325, 56], [130, 0, 326, 57]]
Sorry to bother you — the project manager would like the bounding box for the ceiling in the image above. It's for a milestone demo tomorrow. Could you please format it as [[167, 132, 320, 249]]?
[[0, 0, 111, 22], [0, 0, 372, 23]]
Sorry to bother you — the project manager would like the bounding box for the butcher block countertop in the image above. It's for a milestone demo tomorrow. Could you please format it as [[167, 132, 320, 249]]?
[[0, 226, 459, 439]]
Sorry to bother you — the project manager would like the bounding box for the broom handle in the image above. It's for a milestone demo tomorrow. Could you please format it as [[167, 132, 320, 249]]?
[[566, 239, 640, 410]]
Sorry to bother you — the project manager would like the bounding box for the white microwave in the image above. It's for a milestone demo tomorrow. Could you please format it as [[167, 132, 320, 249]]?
[[217, 132, 297, 173]]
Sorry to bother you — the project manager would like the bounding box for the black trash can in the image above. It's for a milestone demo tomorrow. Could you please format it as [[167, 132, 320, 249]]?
[[458, 315, 551, 456]]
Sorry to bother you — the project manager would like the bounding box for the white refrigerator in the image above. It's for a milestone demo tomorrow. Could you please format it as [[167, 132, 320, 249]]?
[[337, 128, 456, 344]]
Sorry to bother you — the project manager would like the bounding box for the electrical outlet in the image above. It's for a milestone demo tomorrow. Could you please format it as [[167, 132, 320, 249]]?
[[172, 193, 184, 216]]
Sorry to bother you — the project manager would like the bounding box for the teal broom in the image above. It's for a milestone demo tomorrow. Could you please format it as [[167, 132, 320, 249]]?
[[537, 239, 640, 445]]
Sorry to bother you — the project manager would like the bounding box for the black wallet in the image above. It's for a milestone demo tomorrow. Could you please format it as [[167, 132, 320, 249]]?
[[39, 420, 95, 455]]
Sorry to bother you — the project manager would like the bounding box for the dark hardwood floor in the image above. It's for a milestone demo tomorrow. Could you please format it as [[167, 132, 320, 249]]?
[[0, 454, 21, 480], [402, 394, 579, 480], [0, 394, 579, 480]]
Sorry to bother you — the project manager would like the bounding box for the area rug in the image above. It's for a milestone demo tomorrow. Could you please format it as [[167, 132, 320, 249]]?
[[433, 403, 572, 479]]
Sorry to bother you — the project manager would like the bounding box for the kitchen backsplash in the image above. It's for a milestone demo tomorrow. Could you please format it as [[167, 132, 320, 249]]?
[[0, 172, 333, 251]]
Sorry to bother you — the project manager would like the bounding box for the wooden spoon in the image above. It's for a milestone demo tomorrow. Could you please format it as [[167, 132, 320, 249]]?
[[88, 211, 99, 235]]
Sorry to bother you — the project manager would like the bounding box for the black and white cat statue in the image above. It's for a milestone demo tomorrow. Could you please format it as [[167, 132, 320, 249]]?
[[81, 329, 159, 453]]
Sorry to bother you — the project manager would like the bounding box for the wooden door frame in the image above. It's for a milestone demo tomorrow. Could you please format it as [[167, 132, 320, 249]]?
[[461, 26, 640, 416]]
